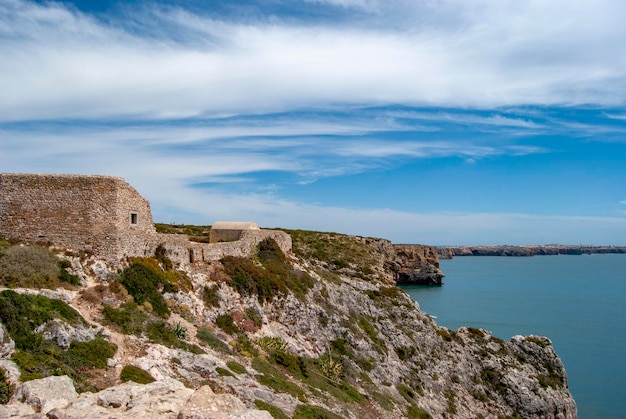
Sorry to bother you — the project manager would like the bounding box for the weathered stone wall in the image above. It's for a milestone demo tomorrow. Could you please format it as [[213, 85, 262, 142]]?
[[209, 222, 260, 243], [0, 173, 156, 263], [0, 173, 291, 266], [156, 229, 292, 264]]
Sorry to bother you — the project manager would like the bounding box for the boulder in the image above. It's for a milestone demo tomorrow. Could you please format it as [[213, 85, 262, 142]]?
[[14, 375, 78, 414]]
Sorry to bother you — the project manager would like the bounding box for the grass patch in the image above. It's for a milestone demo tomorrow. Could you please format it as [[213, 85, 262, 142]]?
[[0, 245, 69, 289], [120, 365, 155, 384], [293, 404, 343, 419], [226, 361, 247, 374], [254, 400, 290, 419], [252, 357, 306, 401], [357, 316, 387, 354], [406, 404, 433, 419], [216, 367, 234, 377], [196, 328, 231, 353]]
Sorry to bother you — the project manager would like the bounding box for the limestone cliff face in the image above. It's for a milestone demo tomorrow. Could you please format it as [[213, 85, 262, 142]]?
[[0, 231, 577, 419], [391, 244, 445, 285]]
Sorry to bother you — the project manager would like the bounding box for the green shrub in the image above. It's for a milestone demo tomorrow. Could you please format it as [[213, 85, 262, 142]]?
[[270, 350, 308, 379], [0, 367, 13, 405], [221, 238, 314, 303], [292, 404, 343, 419], [120, 261, 172, 317], [102, 302, 203, 353], [397, 383, 420, 403], [120, 365, 155, 384], [216, 314, 239, 335], [61, 336, 117, 370], [196, 328, 231, 353], [235, 333, 258, 356], [57, 260, 80, 285], [444, 389, 457, 414], [254, 400, 290, 419], [203, 285, 220, 308], [102, 302, 149, 335], [395, 346, 416, 361], [0, 245, 60, 289]]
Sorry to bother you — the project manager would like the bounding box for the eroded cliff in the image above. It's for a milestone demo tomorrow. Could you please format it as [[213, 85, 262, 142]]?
[[0, 231, 576, 419]]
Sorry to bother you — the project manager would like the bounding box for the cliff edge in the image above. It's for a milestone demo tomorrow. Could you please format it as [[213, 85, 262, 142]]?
[[0, 230, 576, 418]]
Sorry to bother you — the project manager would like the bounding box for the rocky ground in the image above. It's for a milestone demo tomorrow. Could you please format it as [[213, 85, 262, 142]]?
[[0, 231, 577, 418]]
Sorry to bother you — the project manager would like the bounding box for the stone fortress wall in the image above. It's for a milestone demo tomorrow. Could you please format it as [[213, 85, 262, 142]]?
[[0, 173, 291, 266]]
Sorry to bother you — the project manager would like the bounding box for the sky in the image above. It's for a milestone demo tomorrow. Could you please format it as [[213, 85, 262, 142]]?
[[2, 0, 626, 245]]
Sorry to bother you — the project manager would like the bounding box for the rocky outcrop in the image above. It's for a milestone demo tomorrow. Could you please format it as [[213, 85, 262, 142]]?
[[14, 375, 78, 414], [391, 244, 444, 285], [2, 375, 271, 418], [34, 319, 101, 350]]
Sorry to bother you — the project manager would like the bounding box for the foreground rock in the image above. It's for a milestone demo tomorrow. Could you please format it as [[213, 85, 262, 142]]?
[[2, 376, 271, 419]]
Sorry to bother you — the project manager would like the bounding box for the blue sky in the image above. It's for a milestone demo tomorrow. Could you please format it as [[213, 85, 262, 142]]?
[[2, 0, 626, 245]]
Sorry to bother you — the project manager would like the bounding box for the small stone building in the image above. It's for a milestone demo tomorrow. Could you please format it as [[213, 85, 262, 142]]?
[[0, 173, 292, 266], [0, 173, 157, 262], [209, 222, 260, 243]]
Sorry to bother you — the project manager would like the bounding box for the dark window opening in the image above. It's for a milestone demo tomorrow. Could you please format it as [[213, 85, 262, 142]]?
[[130, 213, 138, 225]]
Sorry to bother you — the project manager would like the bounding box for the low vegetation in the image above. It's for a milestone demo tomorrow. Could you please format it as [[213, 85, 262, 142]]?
[[293, 404, 344, 419], [254, 399, 290, 419], [155, 223, 212, 243], [0, 290, 117, 392], [102, 301, 203, 354], [0, 244, 79, 289], [284, 229, 383, 280], [0, 367, 13, 405], [119, 259, 177, 317], [120, 365, 155, 384], [221, 238, 314, 303]]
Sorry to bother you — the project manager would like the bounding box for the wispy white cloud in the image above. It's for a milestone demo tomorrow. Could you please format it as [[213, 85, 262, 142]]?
[[3, 0, 626, 122]]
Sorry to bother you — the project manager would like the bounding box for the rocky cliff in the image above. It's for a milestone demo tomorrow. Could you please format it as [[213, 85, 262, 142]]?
[[391, 245, 444, 285], [438, 245, 626, 258], [0, 230, 576, 419]]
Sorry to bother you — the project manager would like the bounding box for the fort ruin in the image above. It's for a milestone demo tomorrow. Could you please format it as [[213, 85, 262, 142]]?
[[0, 173, 291, 265]]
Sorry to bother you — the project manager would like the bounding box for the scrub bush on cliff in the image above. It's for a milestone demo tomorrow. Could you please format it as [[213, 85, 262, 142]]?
[[221, 238, 314, 303], [120, 260, 176, 317]]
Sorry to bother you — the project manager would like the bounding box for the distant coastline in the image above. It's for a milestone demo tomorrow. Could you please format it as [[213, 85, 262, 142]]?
[[438, 245, 626, 259]]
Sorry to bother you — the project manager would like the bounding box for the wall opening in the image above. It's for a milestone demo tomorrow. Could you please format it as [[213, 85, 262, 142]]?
[[130, 212, 138, 225]]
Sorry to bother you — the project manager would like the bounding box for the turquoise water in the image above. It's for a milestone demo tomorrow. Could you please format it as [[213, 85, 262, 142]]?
[[401, 254, 626, 419]]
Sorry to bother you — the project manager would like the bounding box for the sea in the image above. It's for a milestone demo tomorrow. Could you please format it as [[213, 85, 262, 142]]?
[[401, 254, 626, 419]]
